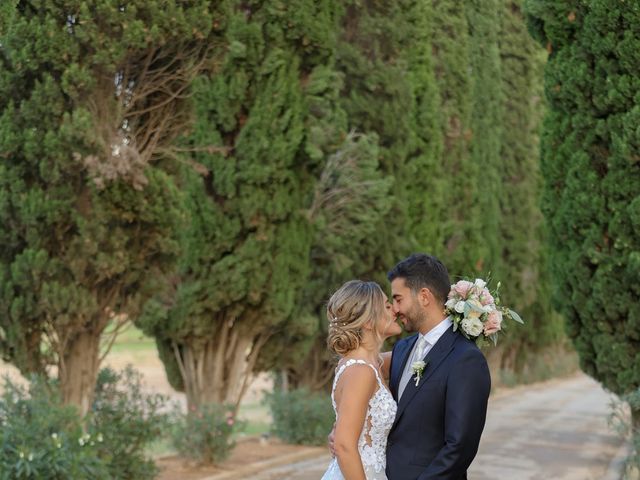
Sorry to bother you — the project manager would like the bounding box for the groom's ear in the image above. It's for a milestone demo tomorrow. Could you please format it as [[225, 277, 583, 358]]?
[[418, 287, 432, 307]]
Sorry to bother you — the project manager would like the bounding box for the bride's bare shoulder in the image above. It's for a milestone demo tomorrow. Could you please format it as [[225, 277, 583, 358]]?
[[334, 362, 377, 399]]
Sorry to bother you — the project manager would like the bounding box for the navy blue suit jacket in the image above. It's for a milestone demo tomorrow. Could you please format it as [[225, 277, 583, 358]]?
[[386, 326, 491, 480]]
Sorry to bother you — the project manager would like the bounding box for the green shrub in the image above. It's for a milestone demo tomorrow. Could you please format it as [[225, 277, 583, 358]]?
[[0, 366, 169, 480], [0, 376, 108, 480], [266, 388, 334, 446], [170, 403, 243, 465], [89, 366, 170, 480]]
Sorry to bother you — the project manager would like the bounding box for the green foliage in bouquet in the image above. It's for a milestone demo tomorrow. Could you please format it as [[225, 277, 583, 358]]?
[[525, 0, 640, 424]]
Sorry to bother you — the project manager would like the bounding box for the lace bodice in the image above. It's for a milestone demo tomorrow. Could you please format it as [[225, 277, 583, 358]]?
[[322, 359, 397, 480]]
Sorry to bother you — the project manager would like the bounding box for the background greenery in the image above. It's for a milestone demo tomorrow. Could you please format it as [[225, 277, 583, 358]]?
[[1, 0, 638, 472]]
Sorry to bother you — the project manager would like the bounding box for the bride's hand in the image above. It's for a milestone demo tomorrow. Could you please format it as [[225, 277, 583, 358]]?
[[327, 423, 336, 457]]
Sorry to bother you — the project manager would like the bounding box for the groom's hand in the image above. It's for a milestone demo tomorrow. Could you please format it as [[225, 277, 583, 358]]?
[[327, 424, 336, 457]]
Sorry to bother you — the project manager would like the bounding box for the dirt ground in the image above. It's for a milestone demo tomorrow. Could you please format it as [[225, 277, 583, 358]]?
[[156, 438, 313, 480]]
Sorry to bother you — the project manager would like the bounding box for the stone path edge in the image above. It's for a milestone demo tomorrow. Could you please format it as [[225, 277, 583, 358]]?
[[603, 439, 634, 480], [199, 447, 328, 480]]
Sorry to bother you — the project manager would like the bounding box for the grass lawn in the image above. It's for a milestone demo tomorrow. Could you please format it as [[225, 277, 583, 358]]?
[[108, 324, 156, 353]]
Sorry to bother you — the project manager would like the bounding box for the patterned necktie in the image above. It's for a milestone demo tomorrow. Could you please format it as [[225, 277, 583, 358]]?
[[414, 336, 428, 361]]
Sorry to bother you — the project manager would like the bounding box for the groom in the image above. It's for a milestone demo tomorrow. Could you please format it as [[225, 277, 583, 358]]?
[[386, 253, 491, 479]]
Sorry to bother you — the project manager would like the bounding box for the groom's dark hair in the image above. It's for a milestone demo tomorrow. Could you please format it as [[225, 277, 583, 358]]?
[[387, 253, 451, 305]]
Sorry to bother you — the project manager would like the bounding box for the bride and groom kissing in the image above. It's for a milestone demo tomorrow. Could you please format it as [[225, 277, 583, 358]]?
[[322, 253, 492, 480]]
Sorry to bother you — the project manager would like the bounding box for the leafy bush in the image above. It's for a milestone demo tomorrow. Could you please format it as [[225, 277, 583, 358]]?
[[170, 403, 243, 465], [610, 388, 640, 478], [0, 376, 108, 479], [89, 366, 170, 480], [0, 366, 169, 480], [266, 388, 334, 445]]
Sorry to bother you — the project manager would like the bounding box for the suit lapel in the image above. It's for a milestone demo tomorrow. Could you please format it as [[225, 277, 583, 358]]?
[[393, 327, 458, 423], [390, 334, 418, 401]]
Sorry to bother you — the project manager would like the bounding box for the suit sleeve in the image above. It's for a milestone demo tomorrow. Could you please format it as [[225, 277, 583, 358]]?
[[417, 348, 491, 480]]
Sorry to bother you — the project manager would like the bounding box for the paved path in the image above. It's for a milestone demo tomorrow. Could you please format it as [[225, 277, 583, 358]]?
[[248, 373, 623, 480], [469, 373, 621, 480]]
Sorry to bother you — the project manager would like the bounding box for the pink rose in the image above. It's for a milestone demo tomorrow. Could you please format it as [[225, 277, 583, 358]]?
[[483, 310, 503, 336], [480, 288, 494, 306], [453, 280, 474, 298]]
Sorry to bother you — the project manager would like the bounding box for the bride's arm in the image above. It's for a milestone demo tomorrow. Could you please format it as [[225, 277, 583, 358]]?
[[334, 365, 377, 480]]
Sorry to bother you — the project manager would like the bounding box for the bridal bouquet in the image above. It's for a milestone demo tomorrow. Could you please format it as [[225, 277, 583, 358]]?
[[445, 278, 523, 346]]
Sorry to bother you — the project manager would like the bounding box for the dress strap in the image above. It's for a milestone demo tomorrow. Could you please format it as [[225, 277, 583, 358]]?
[[331, 359, 384, 411]]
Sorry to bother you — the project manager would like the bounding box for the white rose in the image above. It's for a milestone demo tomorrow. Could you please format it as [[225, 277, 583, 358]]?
[[474, 278, 486, 290], [445, 298, 457, 309], [461, 317, 484, 337], [454, 301, 466, 313]]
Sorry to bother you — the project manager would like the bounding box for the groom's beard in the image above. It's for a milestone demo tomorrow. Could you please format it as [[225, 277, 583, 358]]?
[[401, 304, 427, 333]]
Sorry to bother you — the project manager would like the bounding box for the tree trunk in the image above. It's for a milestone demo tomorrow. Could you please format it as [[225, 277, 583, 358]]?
[[286, 340, 334, 393], [59, 329, 101, 417], [174, 322, 268, 412]]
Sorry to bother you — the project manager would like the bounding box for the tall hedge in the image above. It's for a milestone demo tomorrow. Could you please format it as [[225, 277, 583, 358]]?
[[0, 0, 215, 415], [271, 0, 446, 391], [428, 1, 479, 277], [495, 0, 565, 367], [525, 0, 640, 425], [400, 0, 445, 254], [465, 0, 503, 275]]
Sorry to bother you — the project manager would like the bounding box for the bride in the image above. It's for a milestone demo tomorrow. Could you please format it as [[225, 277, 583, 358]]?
[[321, 280, 402, 480]]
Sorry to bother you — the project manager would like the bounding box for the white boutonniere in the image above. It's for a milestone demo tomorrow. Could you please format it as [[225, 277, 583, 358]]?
[[411, 360, 427, 386]]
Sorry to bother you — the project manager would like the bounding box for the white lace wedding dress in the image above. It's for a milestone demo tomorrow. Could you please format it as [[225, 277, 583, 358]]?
[[321, 359, 397, 480]]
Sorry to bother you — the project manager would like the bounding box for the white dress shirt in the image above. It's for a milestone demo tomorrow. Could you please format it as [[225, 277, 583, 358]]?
[[398, 316, 452, 399]]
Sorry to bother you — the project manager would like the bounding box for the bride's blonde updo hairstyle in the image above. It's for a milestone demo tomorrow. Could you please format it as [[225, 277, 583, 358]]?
[[327, 280, 386, 356]]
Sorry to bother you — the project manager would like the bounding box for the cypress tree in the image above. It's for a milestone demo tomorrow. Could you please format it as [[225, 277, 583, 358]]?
[[336, 0, 415, 264], [526, 0, 640, 425], [429, 0, 477, 275], [261, 131, 393, 391], [465, 0, 504, 275], [271, 0, 446, 391], [0, 0, 216, 415], [138, 0, 345, 409], [400, 0, 445, 254], [495, 0, 565, 369]]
